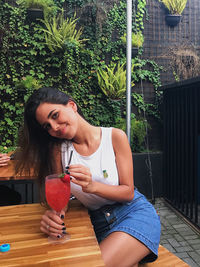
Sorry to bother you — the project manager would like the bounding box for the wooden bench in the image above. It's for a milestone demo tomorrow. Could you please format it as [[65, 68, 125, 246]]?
[[139, 245, 189, 266]]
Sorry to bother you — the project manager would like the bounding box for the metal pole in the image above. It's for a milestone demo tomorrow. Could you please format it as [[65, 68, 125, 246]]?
[[126, 0, 132, 144]]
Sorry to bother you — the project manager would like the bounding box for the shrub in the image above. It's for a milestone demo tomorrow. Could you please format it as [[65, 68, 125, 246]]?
[[114, 113, 149, 153]]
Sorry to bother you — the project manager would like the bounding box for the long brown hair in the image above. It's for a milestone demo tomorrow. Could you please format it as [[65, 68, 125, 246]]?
[[15, 87, 83, 199]]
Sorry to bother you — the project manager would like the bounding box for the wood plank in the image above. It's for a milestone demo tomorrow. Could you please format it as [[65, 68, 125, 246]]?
[[0, 159, 35, 180], [139, 245, 189, 266], [0, 159, 16, 180], [0, 201, 105, 267]]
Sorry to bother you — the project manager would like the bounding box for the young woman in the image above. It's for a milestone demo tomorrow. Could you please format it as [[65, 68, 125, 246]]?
[[16, 87, 161, 267]]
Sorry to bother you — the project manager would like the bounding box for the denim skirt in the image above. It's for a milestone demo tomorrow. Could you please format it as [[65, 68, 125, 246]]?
[[88, 188, 161, 263]]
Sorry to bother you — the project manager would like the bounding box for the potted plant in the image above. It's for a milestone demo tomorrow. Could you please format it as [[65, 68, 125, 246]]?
[[17, 0, 58, 20], [38, 10, 87, 52], [96, 62, 135, 100], [120, 32, 144, 57], [159, 0, 188, 27]]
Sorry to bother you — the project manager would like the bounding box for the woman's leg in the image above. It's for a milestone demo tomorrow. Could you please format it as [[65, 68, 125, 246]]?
[[99, 231, 151, 267]]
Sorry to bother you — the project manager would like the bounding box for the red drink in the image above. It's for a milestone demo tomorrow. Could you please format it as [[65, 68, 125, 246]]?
[[45, 173, 71, 243], [45, 176, 70, 212]]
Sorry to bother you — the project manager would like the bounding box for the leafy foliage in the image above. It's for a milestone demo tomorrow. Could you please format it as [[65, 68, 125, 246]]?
[[135, 0, 147, 31], [120, 31, 144, 48], [159, 0, 187, 15], [38, 10, 87, 52], [15, 75, 42, 102], [17, 0, 58, 18], [97, 62, 135, 100], [114, 113, 149, 152]]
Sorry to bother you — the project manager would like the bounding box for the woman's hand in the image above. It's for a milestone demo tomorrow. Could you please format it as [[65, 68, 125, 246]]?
[[69, 164, 95, 193], [40, 209, 67, 238], [0, 153, 10, 167]]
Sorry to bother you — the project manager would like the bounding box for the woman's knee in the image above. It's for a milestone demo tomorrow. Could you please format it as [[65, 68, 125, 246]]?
[[99, 232, 150, 267]]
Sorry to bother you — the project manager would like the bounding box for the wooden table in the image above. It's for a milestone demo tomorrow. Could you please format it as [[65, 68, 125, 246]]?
[[0, 160, 37, 204], [0, 200, 105, 266], [140, 245, 189, 266], [0, 160, 34, 181]]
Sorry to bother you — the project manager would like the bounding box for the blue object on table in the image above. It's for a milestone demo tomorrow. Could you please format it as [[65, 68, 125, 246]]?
[[0, 243, 10, 252]]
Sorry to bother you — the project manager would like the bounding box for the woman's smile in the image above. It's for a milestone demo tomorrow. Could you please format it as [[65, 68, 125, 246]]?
[[56, 126, 67, 138], [36, 102, 78, 140]]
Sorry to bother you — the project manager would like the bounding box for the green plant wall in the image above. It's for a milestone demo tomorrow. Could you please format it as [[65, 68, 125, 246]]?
[[0, 0, 162, 153]]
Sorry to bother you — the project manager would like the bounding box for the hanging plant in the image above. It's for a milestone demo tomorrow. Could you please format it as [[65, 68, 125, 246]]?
[[120, 31, 144, 57], [159, 0, 187, 14], [96, 62, 135, 100], [120, 32, 144, 48], [38, 10, 87, 52], [17, 0, 58, 20], [159, 0, 188, 27]]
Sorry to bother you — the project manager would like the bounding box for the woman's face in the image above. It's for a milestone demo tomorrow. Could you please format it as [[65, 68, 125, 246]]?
[[35, 101, 78, 140]]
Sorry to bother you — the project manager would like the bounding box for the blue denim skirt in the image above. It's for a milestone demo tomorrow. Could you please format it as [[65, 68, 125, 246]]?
[[88, 188, 161, 263]]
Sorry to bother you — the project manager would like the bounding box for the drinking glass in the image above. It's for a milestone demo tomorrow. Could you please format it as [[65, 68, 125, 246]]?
[[45, 173, 71, 244]]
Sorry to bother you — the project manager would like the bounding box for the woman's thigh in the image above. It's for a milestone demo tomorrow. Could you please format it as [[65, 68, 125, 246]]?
[[99, 231, 150, 267]]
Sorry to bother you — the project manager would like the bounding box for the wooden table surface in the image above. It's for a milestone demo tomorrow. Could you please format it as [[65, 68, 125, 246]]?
[[0, 200, 105, 267], [140, 245, 189, 266], [0, 160, 34, 181]]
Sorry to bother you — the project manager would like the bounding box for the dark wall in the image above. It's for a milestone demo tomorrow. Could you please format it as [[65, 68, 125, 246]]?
[[135, 0, 200, 151], [143, 0, 200, 86], [133, 152, 163, 200]]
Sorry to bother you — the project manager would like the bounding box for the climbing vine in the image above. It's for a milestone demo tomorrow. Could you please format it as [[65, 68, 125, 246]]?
[[135, 0, 147, 31]]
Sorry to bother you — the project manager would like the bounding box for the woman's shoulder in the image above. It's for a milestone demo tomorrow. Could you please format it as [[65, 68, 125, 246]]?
[[111, 128, 129, 149], [112, 127, 128, 141], [111, 128, 132, 156], [101, 127, 127, 142]]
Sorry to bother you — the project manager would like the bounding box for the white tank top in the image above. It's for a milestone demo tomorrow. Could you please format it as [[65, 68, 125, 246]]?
[[61, 127, 119, 210]]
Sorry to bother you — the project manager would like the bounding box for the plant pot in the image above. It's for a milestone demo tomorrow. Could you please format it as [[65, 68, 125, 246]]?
[[27, 8, 44, 21], [121, 46, 139, 57], [165, 14, 181, 27], [132, 47, 139, 57]]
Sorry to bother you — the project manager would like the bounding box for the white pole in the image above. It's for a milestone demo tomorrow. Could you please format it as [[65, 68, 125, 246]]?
[[126, 0, 132, 144]]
